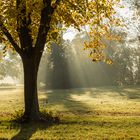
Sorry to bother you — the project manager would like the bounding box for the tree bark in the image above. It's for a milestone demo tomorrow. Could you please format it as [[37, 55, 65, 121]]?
[[22, 54, 40, 121]]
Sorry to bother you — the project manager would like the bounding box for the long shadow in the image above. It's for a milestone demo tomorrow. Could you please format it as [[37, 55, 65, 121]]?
[[116, 86, 140, 100], [40, 88, 98, 115], [89, 86, 140, 100], [4, 117, 140, 140], [39, 86, 140, 116], [40, 87, 118, 114], [11, 124, 37, 140], [11, 122, 53, 140]]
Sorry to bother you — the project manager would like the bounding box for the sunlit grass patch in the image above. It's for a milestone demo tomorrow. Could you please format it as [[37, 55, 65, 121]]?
[[1, 116, 140, 139], [0, 86, 140, 139]]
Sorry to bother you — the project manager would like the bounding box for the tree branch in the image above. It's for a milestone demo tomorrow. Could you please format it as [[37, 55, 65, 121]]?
[[35, 0, 61, 49], [16, 0, 33, 49], [35, 0, 53, 49], [35, 0, 61, 66], [0, 21, 23, 55]]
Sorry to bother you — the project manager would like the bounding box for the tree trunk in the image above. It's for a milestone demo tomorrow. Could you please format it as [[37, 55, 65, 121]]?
[[22, 55, 40, 121]]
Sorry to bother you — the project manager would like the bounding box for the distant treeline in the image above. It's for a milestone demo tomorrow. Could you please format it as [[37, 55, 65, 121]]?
[[38, 35, 140, 89], [0, 35, 140, 89]]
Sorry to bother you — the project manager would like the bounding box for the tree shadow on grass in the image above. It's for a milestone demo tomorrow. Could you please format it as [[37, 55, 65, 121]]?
[[10, 118, 140, 140], [115, 87, 140, 100], [39, 86, 140, 118], [11, 122, 53, 140], [40, 88, 98, 115], [11, 124, 37, 140]]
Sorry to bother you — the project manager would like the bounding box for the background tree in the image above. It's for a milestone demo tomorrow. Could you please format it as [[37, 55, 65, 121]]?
[[0, 0, 123, 121], [0, 49, 21, 81]]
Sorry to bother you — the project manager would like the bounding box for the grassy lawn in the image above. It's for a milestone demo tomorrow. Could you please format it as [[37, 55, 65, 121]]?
[[0, 86, 140, 139]]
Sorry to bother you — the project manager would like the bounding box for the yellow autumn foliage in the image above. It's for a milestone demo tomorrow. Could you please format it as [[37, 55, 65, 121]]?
[[0, 0, 123, 62]]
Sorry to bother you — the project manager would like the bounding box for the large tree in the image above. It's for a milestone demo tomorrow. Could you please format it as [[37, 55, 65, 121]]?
[[0, 0, 122, 121]]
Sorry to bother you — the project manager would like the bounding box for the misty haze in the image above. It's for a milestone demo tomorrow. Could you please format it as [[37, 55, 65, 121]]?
[[0, 0, 140, 139]]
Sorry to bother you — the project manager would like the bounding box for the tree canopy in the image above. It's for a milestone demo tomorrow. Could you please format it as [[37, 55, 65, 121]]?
[[0, 0, 123, 62]]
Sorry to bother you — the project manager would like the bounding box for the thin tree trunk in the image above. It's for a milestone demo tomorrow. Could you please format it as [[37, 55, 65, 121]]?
[[22, 55, 40, 121]]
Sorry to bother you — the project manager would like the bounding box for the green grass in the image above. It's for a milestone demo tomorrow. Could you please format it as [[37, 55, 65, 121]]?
[[0, 86, 140, 139]]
